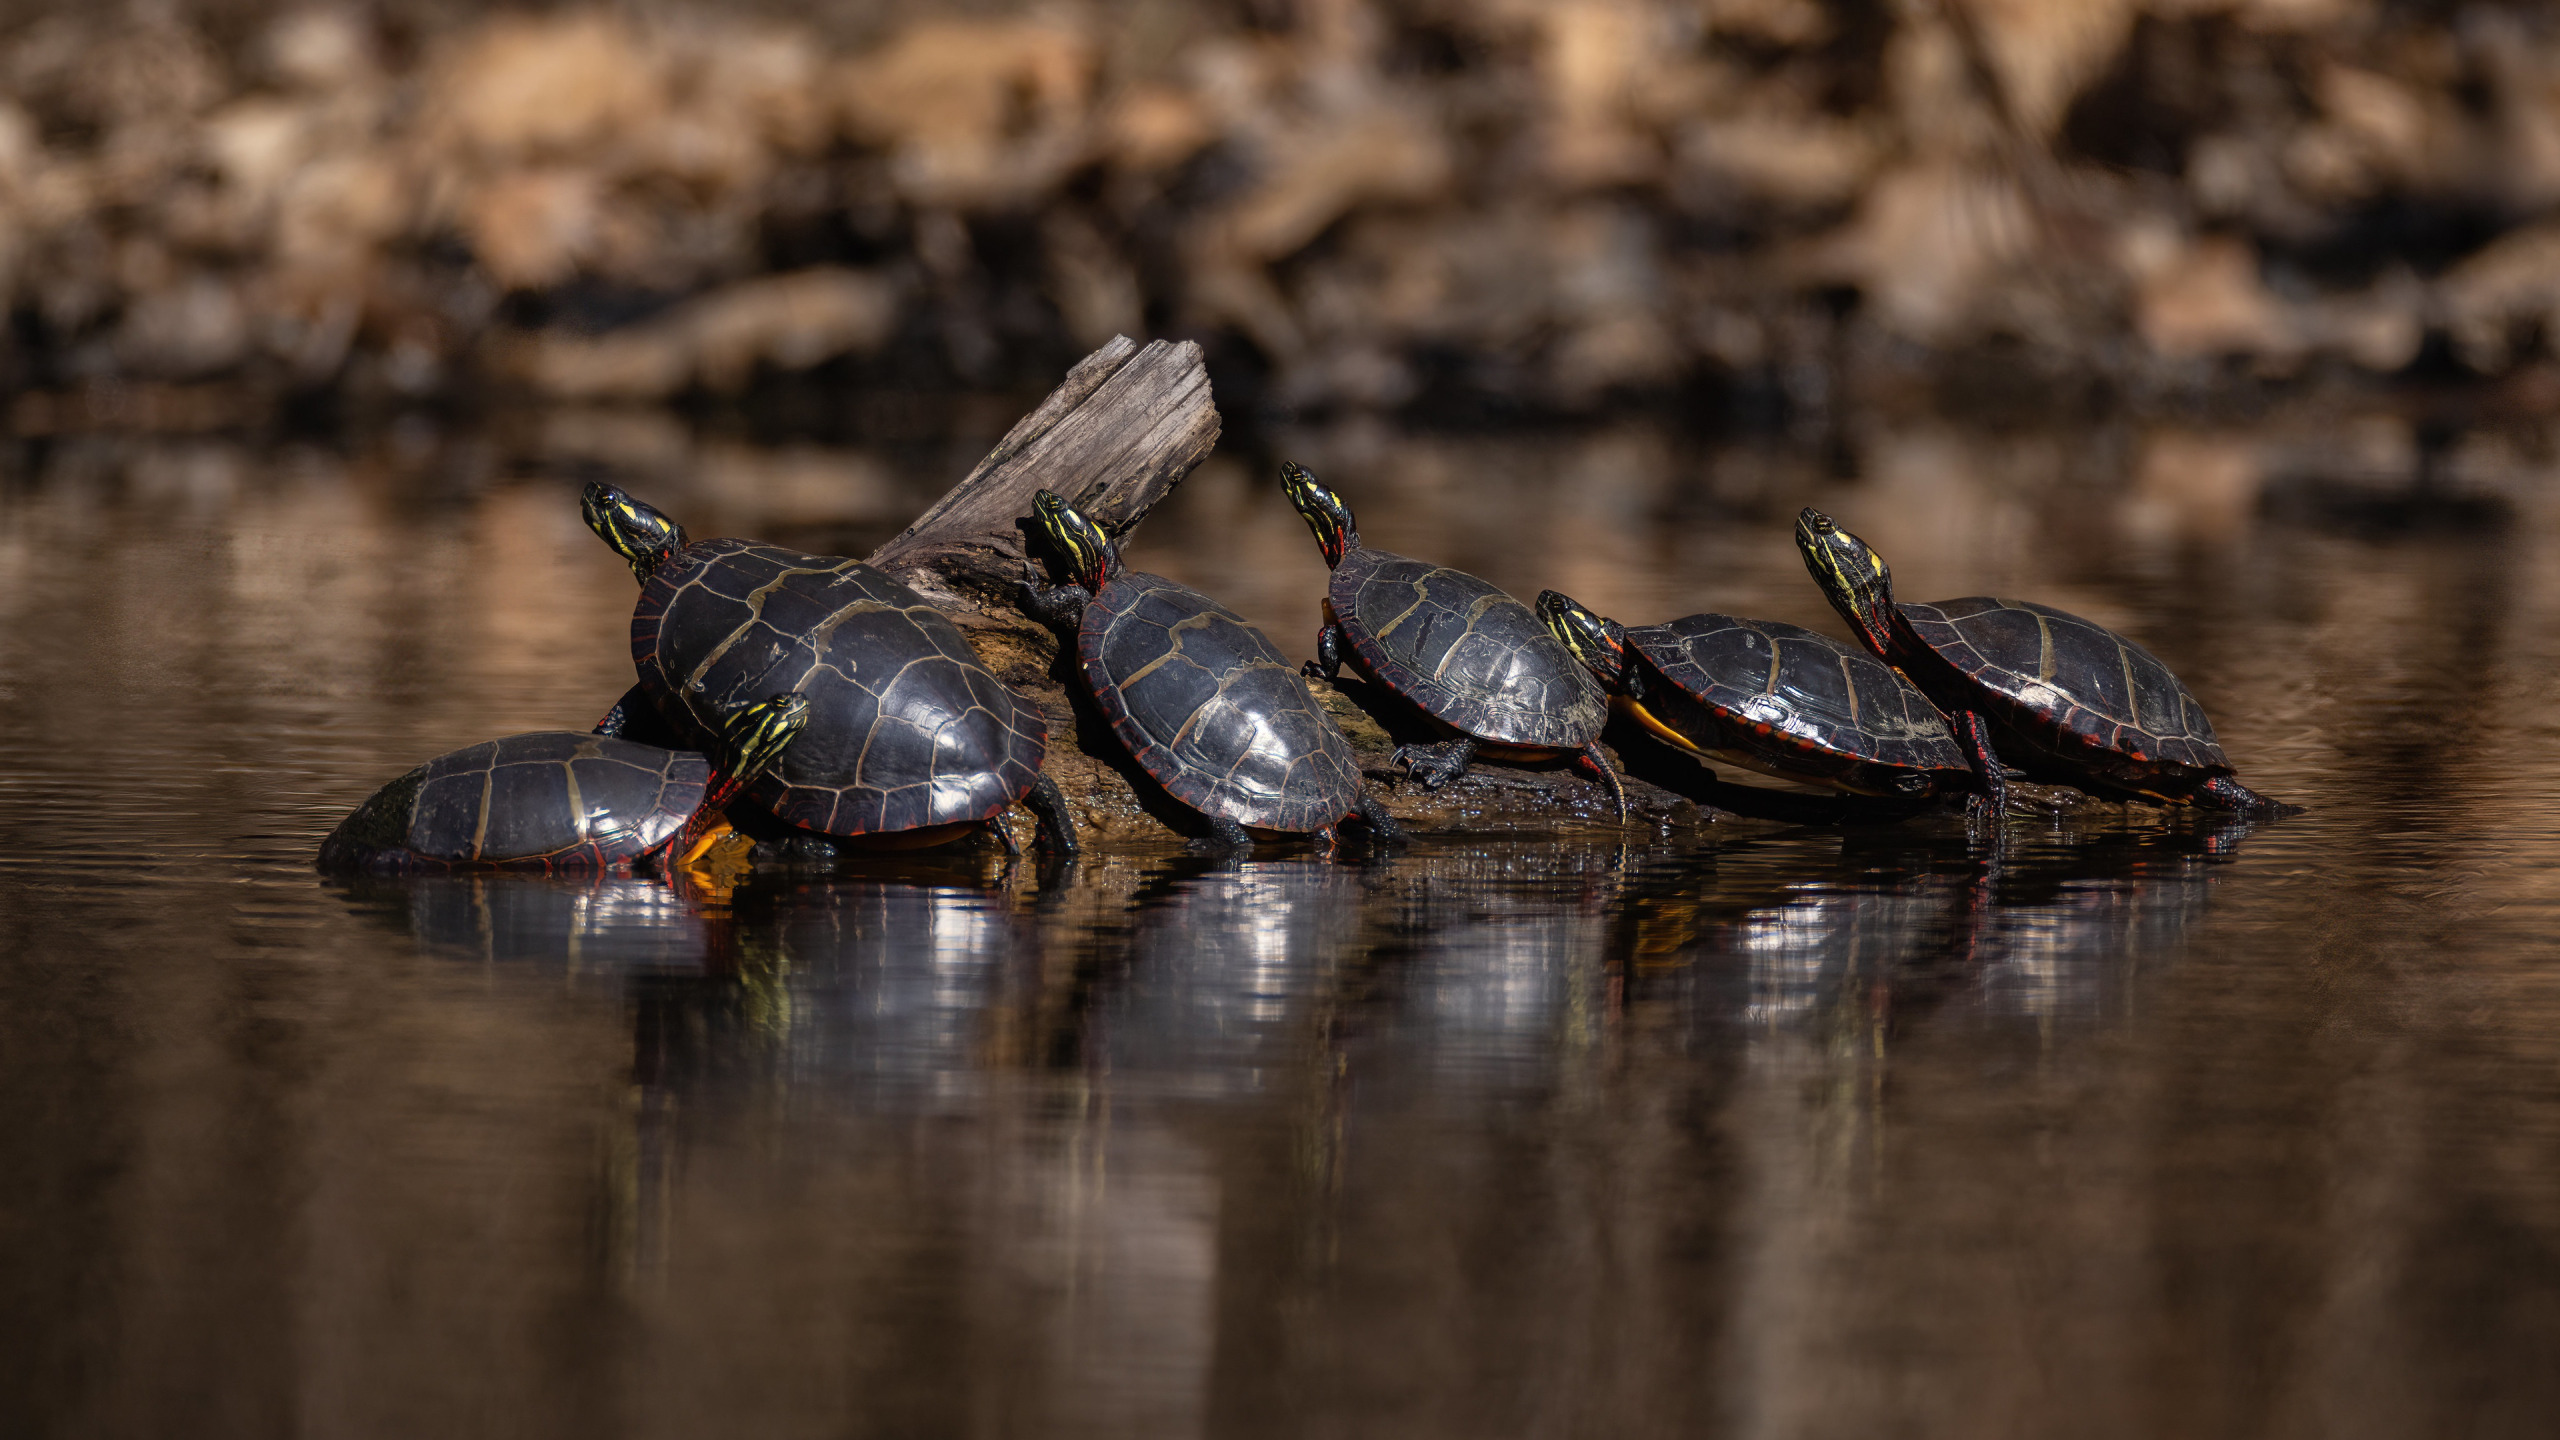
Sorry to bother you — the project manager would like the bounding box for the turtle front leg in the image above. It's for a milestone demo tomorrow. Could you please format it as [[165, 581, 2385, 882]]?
[[1024, 773, 1081, 855], [1392, 736, 1477, 790], [1301, 624, 1344, 682], [1017, 580, 1093, 634], [1954, 711, 2008, 824], [1577, 742, 1628, 822], [666, 794, 747, 873]]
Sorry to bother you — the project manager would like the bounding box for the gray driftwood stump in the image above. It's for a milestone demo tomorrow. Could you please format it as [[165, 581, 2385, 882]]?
[[867, 336, 1750, 844]]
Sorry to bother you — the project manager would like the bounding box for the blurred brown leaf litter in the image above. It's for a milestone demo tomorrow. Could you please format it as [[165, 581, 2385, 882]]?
[[5, 0, 2560, 428]]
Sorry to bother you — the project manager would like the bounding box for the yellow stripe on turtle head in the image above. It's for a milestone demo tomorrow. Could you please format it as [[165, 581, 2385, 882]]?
[[722, 692, 810, 779], [1030, 489, 1115, 589]]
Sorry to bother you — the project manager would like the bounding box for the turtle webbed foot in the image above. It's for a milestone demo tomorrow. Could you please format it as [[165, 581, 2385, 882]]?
[[1017, 580, 1091, 633], [1352, 792, 1408, 849], [1576, 742, 1628, 823], [1392, 738, 1477, 791], [1187, 815, 1256, 856], [1025, 774, 1081, 857]]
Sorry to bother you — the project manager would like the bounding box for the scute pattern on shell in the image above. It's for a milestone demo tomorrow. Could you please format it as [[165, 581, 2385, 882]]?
[[1080, 571, 1361, 832], [1332, 547, 1606, 747], [634, 539, 1044, 836], [320, 732, 710, 873], [1903, 597, 2229, 775], [1631, 613, 1967, 774]]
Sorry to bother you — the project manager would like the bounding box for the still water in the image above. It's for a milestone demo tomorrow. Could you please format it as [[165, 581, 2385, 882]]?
[[5, 407, 2559, 1437]]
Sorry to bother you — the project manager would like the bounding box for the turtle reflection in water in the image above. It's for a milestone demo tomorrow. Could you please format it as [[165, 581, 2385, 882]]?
[[581, 481, 1076, 855], [1281, 462, 1625, 818], [1537, 590, 1974, 803], [317, 695, 806, 875], [1620, 810, 2265, 1026], [1020, 488, 1401, 854], [1795, 509, 2291, 817]]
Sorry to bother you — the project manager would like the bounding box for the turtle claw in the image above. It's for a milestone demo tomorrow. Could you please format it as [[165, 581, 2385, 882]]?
[[1392, 738, 1476, 791]]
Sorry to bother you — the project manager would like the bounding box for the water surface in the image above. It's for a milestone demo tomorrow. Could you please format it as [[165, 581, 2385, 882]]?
[[5, 410, 2559, 1437]]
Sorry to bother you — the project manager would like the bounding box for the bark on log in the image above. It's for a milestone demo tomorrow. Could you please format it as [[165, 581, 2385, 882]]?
[[858, 337, 2064, 848], [870, 335, 1220, 609]]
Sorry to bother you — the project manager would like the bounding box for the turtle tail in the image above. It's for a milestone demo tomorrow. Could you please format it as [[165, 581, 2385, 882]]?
[[2195, 774, 2302, 817]]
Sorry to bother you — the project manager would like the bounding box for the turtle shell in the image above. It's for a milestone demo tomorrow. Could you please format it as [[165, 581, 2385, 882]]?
[[318, 732, 710, 873], [1626, 613, 1969, 791], [634, 539, 1044, 837], [1897, 597, 2230, 787], [1079, 571, 1361, 832], [1330, 546, 1605, 747]]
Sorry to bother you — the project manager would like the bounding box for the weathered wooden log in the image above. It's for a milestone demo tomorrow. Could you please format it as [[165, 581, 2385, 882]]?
[[845, 337, 1683, 844], [871, 335, 1219, 605], [863, 337, 2072, 846]]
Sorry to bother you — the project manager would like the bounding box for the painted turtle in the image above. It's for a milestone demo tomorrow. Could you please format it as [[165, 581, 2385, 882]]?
[[1795, 508, 2288, 816], [318, 695, 807, 874], [1019, 489, 1400, 852], [1536, 590, 1974, 799], [1280, 463, 1624, 818], [581, 482, 1076, 854]]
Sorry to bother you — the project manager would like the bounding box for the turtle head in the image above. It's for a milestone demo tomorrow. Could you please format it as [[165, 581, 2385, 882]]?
[[1536, 590, 1631, 694], [719, 692, 809, 781], [1027, 489, 1117, 591], [1795, 507, 1898, 657], [582, 481, 688, 585], [1281, 462, 1356, 569]]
